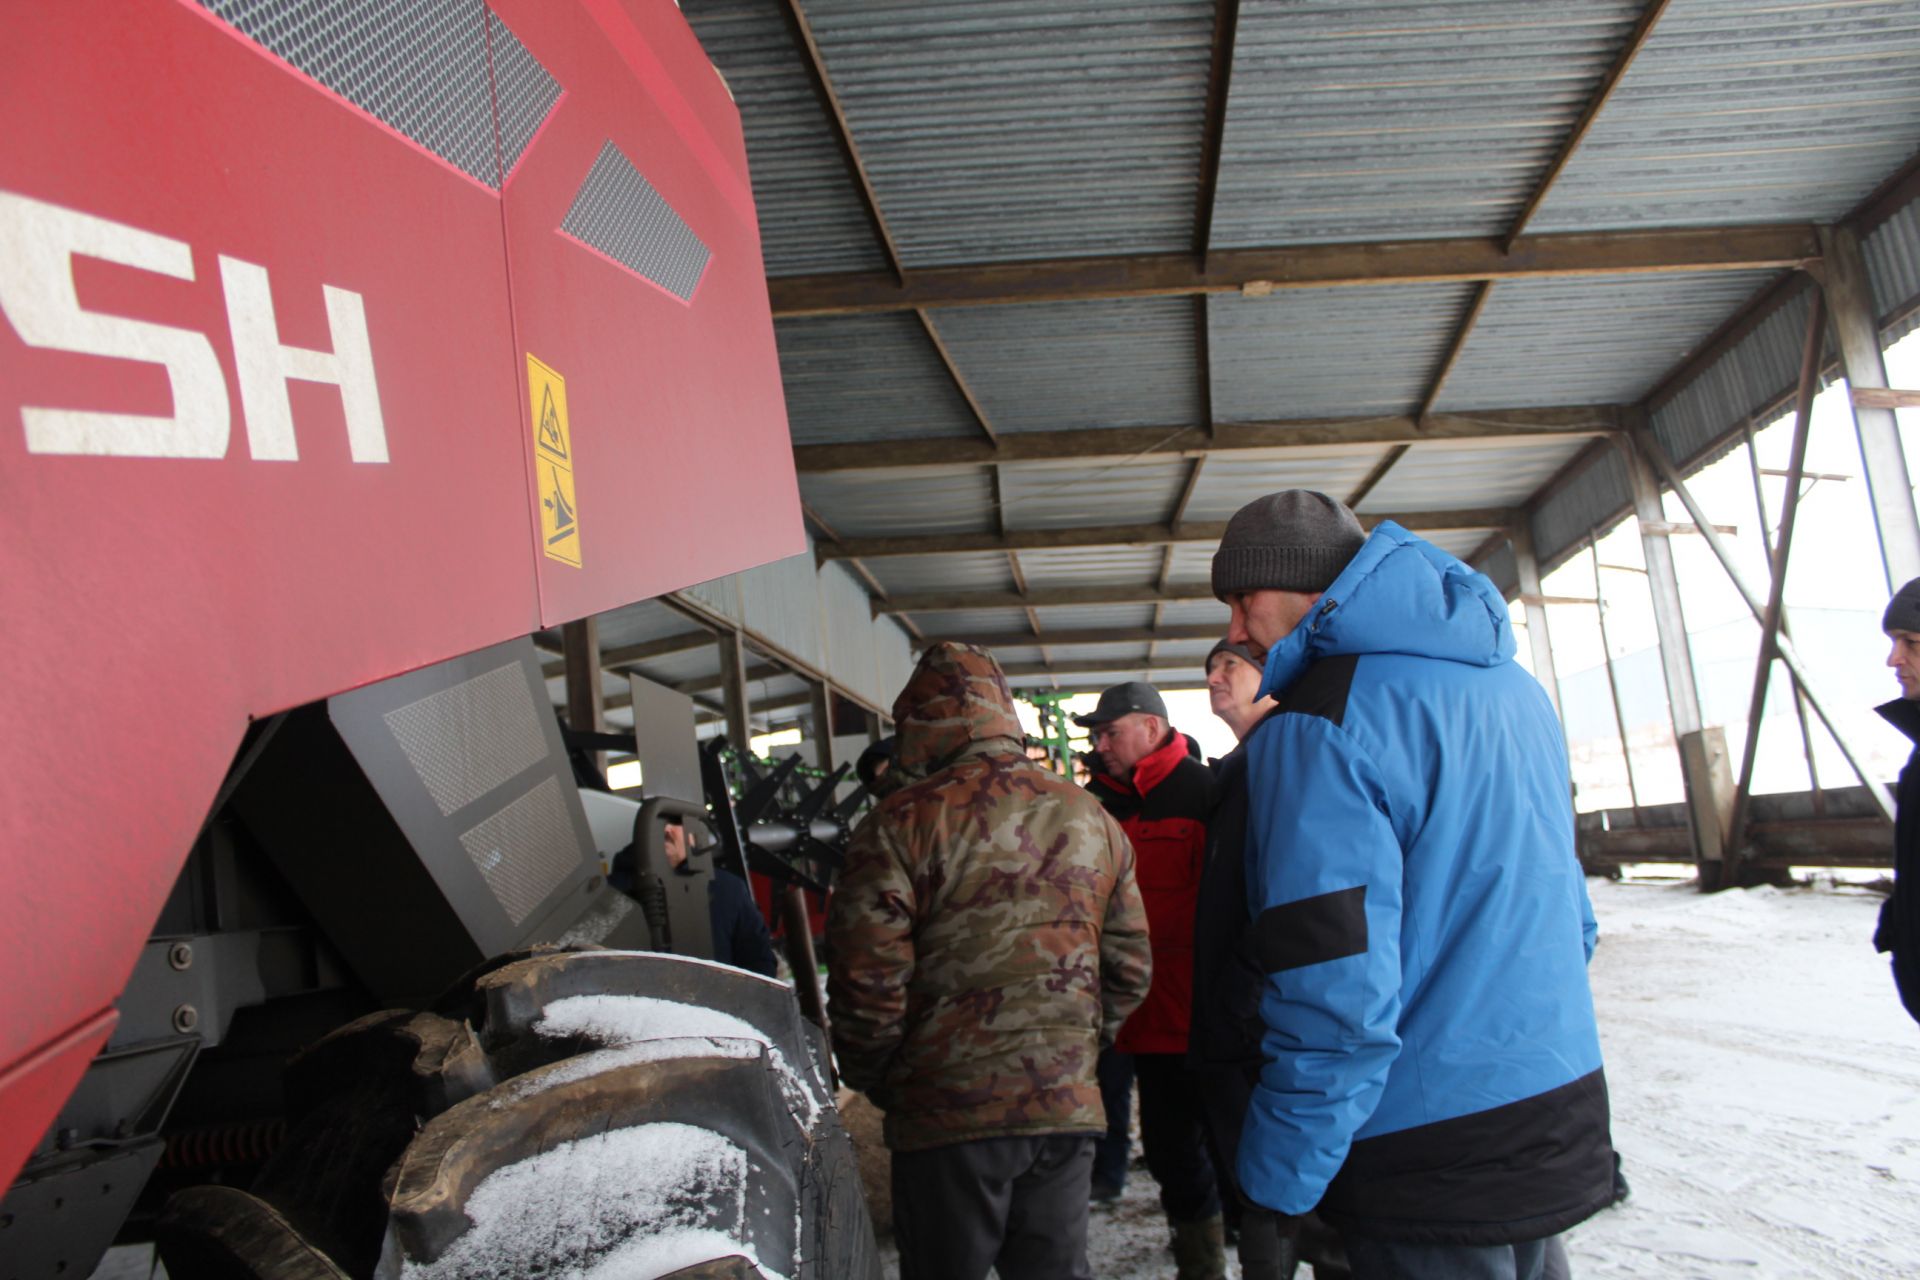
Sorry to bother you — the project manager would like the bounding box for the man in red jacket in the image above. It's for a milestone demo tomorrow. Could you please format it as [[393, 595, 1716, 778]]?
[[1079, 682, 1225, 1280]]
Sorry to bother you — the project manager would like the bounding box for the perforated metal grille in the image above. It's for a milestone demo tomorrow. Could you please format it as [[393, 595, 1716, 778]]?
[[383, 662, 547, 816], [458, 776, 581, 925], [201, 0, 501, 186], [561, 141, 711, 301], [489, 13, 562, 177]]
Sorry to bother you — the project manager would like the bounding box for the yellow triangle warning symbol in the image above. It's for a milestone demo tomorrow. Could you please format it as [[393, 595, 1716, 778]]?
[[538, 384, 567, 461]]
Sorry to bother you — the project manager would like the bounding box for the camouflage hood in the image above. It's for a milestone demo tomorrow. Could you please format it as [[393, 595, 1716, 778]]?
[[892, 643, 1024, 780]]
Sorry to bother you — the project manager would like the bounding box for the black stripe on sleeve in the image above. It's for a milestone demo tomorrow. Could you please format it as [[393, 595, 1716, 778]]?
[[1252, 885, 1368, 973]]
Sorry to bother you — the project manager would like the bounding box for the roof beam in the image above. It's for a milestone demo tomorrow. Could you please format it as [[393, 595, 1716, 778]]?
[[822, 509, 1515, 562], [880, 583, 1218, 615], [768, 224, 1819, 317], [1195, 0, 1241, 266], [793, 405, 1617, 472], [916, 624, 1227, 650]]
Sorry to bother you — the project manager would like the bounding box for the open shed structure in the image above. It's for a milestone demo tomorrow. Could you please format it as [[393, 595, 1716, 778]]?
[[548, 0, 1920, 882]]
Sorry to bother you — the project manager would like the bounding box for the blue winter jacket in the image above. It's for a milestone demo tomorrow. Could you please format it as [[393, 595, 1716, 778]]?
[[1238, 522, 1612, 1245]]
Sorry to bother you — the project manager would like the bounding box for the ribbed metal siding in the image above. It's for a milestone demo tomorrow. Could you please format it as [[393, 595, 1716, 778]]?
[[1185, 447, 1393, 520], [928, 298, 1202, 433], [1530, 440, 1631, 570], [1531, 1, 1920, 233], [875, 618, 917, 707], [999, 460, 1190, 530], [1480, 542, 1520, 596], [868, 553, 1015, 595], [1436, 271, 1783, 410], [801, 467, 998, 536], [1209, 285, 1473, 419], [1033, 605, 1158, 630], [1212, 2, 1645, 248], [739, 552, 830, 670], [803, 0, 1216, 265], [682, 0, 890, 275], [1360, 439, 1593, 513], [1866, 197, 1920, 342], [822, 561, 881, 704], [776, 314, 982, 444], [1016, 547, 1164, 588], [1649, 287, 1817, 470], [681, 572, 743, 625], [595, 601, 708, 651]]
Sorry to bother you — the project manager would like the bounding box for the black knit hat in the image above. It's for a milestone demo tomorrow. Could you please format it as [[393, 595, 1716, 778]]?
[[1885, 577, 1920, 633], [1205, 639, 1259, 672], [1211, 490, 1367, 599]]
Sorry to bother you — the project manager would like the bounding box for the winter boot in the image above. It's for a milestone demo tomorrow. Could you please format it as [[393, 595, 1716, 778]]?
[[1170, 1213, 1228, 1280]]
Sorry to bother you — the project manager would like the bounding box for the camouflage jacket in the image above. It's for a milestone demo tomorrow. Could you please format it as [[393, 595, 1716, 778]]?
[[826, 643, 1152, 1153]]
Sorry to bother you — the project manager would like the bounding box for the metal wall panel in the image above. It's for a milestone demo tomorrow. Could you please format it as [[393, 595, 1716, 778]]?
[[1210, 285, 1473, 420], [930, 298, 1203, 433], [1530, 440, 1632, 571], [804, 0, 1216, 265], [1212, 2, 1645, 248], [1650, 287, 1817, 471], [1000, 459, 1191, 529], [1017, 547, 1165, 588], [775, 314, 982, 444], [822, 560, 879, 704], [682, 0, 890, 275], [1480, 542, 1520, 596], [1530, 1, 1920, 233], [1436, 271, 1783, 410], [1866, 197, 1920, 342], [868, 552, 1016, 595], [1360, 439, 1592, 513], [801, 467, 998, 536], [739, 551, 829, 671], [1184, 447, 1391, 520]]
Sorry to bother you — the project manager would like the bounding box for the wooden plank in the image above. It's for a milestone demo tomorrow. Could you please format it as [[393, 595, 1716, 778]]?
[[767, 224, 1820, 317], [792, 407, 1617, 472], [819, 508, 1515, 561], [1851, 387, 1920, 411], [918, 309, 998, 444], [1345, 445, 1411, 508]]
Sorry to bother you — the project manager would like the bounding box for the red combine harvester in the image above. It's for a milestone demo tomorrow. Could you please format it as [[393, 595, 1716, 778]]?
[[1, 3, 879, 1275]]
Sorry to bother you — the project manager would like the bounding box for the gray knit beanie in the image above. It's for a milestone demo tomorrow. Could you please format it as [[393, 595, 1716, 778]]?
[[1884, 577, 1920, 632], [1211, 490, 1367, 599]]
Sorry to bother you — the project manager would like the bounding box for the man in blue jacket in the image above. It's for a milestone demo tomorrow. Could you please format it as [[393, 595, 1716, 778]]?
[[1212, 490, 1612, 1279]]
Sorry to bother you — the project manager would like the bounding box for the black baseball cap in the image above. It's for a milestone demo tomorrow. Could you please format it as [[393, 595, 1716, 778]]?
[[1073, 681, 1169, 728]]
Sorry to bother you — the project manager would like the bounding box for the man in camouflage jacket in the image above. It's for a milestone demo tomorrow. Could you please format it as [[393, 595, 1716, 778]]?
[[827, 642, 1152, 1280]]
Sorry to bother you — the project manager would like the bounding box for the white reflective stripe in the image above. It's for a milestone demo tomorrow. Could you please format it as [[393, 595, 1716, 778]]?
[[0, 190, 230, 458], [219, 255, 388, 463]]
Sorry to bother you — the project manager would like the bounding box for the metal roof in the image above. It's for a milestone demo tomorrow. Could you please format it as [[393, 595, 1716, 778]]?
[[661, 0, 1920, 697]]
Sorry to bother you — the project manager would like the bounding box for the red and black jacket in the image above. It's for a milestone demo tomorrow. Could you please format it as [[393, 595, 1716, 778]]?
[[1089, 730, 1212, 1054]]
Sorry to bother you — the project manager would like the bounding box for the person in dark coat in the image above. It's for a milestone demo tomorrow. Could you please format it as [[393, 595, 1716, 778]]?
[[1876, 576, 1920, 1025], [1214, 491, 1612, 1280], [1080, 681, 1226, 1280], [610, 820, 779, 978]]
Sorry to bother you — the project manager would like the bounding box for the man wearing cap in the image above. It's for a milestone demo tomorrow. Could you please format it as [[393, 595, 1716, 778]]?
[[1876, 577, 1920, 1026], [1078, 682, 1226, 1279], [1213, 490, 1613, 1279]]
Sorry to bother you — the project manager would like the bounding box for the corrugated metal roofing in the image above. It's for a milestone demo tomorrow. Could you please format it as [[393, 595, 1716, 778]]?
[[999, 459, 1191, 529], [1435, 271, 1785, 410], [1183, 446, 1394, 520], [1211, 3, 1645, 249], [929, 298, 1202, 433], [1359, 439, 1592, 513], [867, 552, 1014, 595], [1866, 199, 1920, 337], [1649, 286, 1820, 472], [1045, 643, 1150, 667], [1033, 605, 1159, 630], [1163, 545, 1217, 586], [776, 314, 982, 444], [1157, 599, 1233, 628], [593, 601, 705, 651], [683, 0, 890, 275], [1422, 528, 1502, 559], [1532, 441, 1633, 569], [1016, 547, 1165, 588], [1209, 285, 1474, 420], [905, 607, 1031, 634], [804, 0, 1216, 265], [1530, 1, 1920, 233], [800, 467, 997, 536]]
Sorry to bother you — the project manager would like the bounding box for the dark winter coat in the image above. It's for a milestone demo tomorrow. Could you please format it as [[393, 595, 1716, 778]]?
[[1089, 731, 1213, 1055], [1188, 735, 1267, 1073], [1238, 521, 1613, 1246], [1873, 698, 1920, 1024]]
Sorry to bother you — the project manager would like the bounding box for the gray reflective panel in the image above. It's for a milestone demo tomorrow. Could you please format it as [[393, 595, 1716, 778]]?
[[561, 141, 712, 301]]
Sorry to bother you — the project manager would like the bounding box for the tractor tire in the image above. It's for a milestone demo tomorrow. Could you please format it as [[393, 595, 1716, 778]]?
[[159, 949, 882, 1280]]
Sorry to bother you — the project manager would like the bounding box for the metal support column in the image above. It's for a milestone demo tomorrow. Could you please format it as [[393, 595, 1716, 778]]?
[[1510, 522, 1563, 721], [562, 617, 604, 776], [716, 629, 752, 751], [1819, 225, 1920, 589], [1619, 426, 1732, 873], [1744, 419, 1824, 814]]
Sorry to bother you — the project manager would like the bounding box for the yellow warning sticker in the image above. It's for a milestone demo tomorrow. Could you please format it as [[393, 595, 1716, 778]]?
[[527, 354, 581, 567]]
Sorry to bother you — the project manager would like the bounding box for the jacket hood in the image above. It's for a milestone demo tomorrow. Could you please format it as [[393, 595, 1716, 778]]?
[[1878, 696, 1920, 745], [1258, 522, 1515, 699], [892, 643, 1025, 779]]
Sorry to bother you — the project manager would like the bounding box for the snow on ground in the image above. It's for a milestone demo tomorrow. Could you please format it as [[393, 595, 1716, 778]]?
[[880, 877, 1920, 1279]]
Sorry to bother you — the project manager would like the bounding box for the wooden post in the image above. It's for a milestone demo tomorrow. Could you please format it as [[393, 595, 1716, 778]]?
[[1819, 226, 1920, 589], [1619, 428, 1730, 875], [716, 629, 751, 752], [1509, 523, 1563, 721], [562, 617, 604, 776], [1589, 531, 1643, 821]]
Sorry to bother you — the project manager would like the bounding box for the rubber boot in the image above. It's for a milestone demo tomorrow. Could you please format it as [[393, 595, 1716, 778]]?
[[1237, 1206, 1301, 1280], [1170, 1213, 1228, 1280]]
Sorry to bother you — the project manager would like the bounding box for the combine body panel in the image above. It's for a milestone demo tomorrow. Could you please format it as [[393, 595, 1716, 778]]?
[[0, 0, 802, 1209]]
